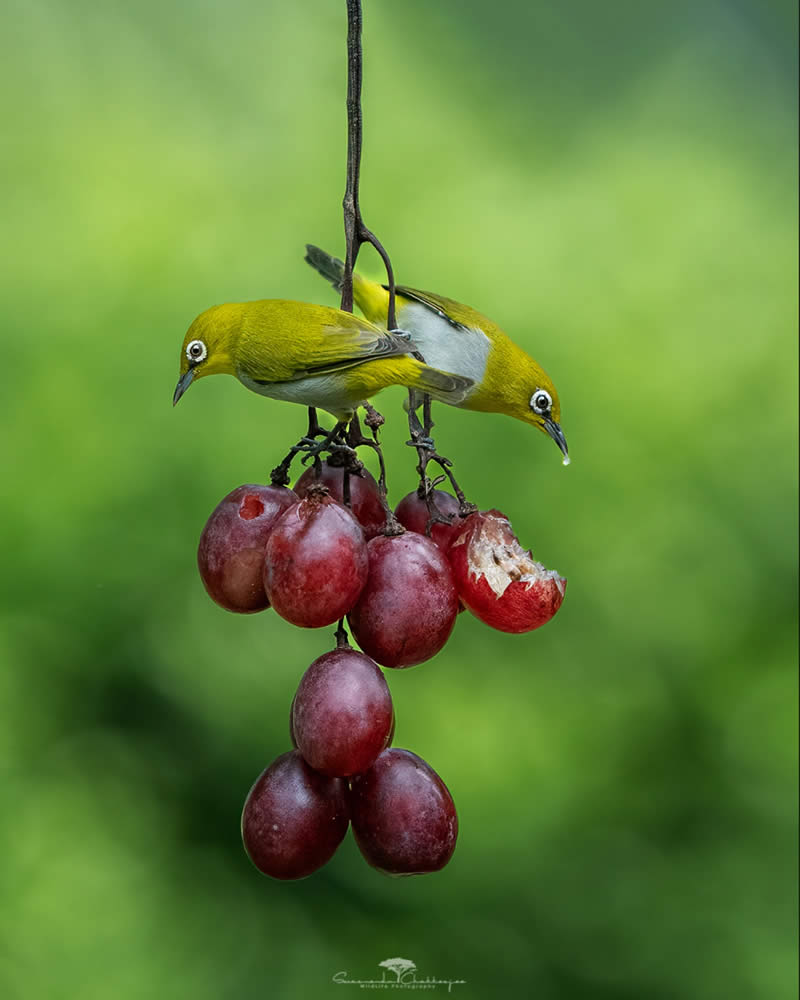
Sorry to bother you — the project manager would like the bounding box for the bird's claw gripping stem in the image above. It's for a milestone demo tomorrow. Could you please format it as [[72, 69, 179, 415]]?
[[406, 432, 436, 450], [299, 436, 355, 466], [270, 408, 351, 486]]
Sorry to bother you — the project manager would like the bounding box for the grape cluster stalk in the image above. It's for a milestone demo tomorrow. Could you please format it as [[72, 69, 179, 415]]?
[[194, 0, 567, 880]]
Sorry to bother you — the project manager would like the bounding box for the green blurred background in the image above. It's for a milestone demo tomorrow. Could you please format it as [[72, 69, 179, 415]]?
[[1, 0, 797, 996]]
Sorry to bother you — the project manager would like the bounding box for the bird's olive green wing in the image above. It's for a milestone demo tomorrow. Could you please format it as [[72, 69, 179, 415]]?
[[296, 324, 414, 378], [387, 284, 482, 332], [235, 300, 414, 384]]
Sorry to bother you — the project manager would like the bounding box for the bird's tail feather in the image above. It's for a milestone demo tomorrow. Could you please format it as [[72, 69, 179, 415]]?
[[410, 361, 473, 406], [305, 244, 345, 291], [305, 243, 391, 324]]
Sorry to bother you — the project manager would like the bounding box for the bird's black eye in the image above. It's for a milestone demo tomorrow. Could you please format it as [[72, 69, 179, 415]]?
[[531, 390, 552, 415], [186, 339, 207, 364]]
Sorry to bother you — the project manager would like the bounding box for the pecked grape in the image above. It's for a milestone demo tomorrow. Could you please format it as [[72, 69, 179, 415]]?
[[449, 510, 566, 633], [197, 484, 297, 613]]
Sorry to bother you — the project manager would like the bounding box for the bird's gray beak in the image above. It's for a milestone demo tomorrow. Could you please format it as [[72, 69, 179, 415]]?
[[173, 369, 194, 406], [544, 417, 570, 465]]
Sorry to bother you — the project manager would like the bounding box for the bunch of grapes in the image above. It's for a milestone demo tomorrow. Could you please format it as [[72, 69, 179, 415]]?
[[197, 459, 566, 879]]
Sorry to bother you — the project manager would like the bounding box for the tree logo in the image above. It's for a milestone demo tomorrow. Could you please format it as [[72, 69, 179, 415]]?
[[378, 957, 417, 982]]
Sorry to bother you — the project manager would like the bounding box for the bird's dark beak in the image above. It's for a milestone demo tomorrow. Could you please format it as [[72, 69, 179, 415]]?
[[173, 369, 194, 406], [544, 417, 570, 465]]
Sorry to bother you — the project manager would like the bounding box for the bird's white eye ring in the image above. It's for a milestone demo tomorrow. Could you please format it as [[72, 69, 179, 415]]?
[[530, 389, 552, 415], [186, 339, 207, 364]]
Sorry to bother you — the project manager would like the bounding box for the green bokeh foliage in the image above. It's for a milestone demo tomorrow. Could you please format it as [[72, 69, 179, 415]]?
[[1, 0, 797, 997]]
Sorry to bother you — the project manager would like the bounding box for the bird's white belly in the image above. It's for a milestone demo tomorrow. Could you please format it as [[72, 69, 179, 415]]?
[[397, 303, 490, 393], [238, 371, 361, 418]]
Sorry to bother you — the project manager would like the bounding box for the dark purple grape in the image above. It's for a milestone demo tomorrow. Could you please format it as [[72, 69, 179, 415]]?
[[348, 533, 459, 667], [349, 748, 458, 875], [394, 489, 462, 551], [241, 750, 349, 879], [292, 648, 393, 777], [294, 461, 386, 540], [197, 484, 297, 612], [264, 489, 368, 628], [291, 677, 390, 756]]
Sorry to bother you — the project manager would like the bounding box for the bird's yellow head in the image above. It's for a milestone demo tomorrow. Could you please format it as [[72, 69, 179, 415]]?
[[173, 305, 240, 404], [503, 362, 569, 465]]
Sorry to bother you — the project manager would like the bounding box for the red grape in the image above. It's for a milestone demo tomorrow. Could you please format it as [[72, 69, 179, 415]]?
[[264, 489, 368, 628], [449, 510, 566, 633], [349, 748, 458, 875], [241, 750, 349, 879], [294, 461, 385, 540], [197, 484, 297, 613], [292, 648, 393, 777], [348, 533, 459, 668], [291, 676, 391, 754], [394, 489, 462, 551]]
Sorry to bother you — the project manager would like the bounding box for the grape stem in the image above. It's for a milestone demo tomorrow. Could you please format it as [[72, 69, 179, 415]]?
[[272, 0, 398, 502], [338, 1, 472, 528], [326, 1, 404, 648], [334, 618, 350, 649], [345, 414, 403, 535], [339, 0, 397, 330], [336, 0, 400, 534], [274, 0, 472, 532], [270, 409, 351, 487], [407, 391, 477, 519]]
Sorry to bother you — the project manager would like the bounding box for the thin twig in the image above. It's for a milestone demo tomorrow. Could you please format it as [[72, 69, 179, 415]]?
[[338, 0, 400, 535], [341, 0, 397, 330]]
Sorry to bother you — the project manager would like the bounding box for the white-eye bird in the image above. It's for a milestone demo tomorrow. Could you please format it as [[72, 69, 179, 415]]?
[[173, 299, 473, 419], [305, 245, 569, 463]]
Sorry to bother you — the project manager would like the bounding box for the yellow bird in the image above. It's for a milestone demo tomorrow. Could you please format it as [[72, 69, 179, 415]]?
[[305, 245, 569, 463], [172, 299, 473, 420]]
